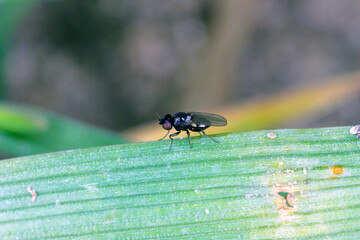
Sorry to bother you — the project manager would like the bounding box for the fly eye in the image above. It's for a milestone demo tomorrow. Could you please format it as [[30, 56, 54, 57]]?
[[162, 122, 172, 130]]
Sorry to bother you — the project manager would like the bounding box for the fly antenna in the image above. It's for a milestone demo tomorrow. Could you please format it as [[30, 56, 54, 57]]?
[[155, 112, 161, 120]]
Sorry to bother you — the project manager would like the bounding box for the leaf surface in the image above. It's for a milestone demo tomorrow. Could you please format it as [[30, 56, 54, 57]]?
[[1, 126, 359, 239]]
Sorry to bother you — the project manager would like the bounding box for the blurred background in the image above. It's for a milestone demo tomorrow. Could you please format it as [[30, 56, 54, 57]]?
[[1, 0, 360, 158]]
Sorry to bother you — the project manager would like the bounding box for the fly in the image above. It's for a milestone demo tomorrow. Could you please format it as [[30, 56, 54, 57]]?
[[158, 112, 227, 151]]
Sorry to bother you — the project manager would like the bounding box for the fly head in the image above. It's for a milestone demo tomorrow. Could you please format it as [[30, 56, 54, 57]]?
[[159, 114, 173, 130]]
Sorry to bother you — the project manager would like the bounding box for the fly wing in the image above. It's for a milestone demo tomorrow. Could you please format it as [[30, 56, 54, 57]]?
[[189, 112, 227, 127]]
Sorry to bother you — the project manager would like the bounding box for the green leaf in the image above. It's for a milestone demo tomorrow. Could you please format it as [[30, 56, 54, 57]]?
[[0, 106, 47, 134], [1, 126, 359, 238], [0, 103, 128, 157]]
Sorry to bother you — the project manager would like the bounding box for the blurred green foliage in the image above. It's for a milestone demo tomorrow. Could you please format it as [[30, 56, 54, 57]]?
[[0, 1, 129, 158], [1, 1, 360, 158], [0, 102, 128, 158]]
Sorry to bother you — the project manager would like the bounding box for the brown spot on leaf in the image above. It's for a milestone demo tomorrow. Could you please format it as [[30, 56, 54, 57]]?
[[271, 184, 297, 212], [27, 186, 37, 202], [278, 192, 294, 208]]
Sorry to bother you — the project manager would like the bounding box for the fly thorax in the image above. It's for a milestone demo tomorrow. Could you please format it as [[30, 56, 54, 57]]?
[[174, 118, 181, 125], [185, 115, 192, 123]]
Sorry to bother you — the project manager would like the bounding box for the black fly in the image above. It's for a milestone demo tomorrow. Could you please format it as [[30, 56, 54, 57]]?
[[158, 112, 227, 151]]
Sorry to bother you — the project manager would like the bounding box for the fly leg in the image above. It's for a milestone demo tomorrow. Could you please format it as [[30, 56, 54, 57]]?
[[159, 130, 170, 141], [168, 131, 181, 151], [186, 130, 192, 149], [201, 130, 219, 143]]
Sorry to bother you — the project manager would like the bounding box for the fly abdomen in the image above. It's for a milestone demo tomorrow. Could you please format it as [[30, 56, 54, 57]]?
[[188, 123, 209, 132]]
